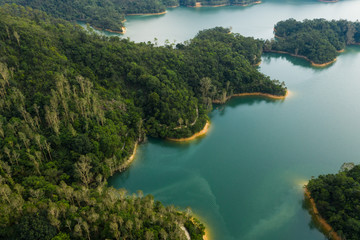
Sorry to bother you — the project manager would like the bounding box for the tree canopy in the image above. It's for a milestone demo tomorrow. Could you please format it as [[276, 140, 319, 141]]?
[[307, 164, 360, 240], [265, 18, 360, 64], [0, 0, 263, 32], [0, 4, 286, 239]]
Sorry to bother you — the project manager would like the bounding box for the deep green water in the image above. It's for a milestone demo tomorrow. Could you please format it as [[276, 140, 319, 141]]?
[[108, 1, 360, 239]]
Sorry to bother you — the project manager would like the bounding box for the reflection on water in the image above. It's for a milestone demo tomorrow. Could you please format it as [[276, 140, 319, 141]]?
[[213, 96, 285, 117], [108, 1, 360, 239]]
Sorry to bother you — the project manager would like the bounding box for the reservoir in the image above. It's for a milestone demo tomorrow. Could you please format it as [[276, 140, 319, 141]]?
[[108, 1, 360, 239]]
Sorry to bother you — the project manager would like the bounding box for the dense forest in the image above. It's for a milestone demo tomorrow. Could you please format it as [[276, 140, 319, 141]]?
[[307, 164, 360, 240], [265, 19, 360, 65], [0, 4, 286, 239], [0, 0, 263, 32], [179, 0, 260, 6]]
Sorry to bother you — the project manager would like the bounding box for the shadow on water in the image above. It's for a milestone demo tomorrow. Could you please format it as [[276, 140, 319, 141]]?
[[125, 11, 168, 21], [342, 45, 360, 55], [262, 53, 335, 71], [147, 136, 206, 148], [263, 45, 360, 71], [301, 198, 317, 230], [301, 194, 338, 239], [211, 95, 285, 116]]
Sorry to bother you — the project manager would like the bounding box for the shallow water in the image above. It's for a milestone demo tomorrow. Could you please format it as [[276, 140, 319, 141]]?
[[109, 1, 360, 239]]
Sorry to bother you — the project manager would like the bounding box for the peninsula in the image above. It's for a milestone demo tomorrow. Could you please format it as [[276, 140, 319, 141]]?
[[0, 5, 286, 239], [265, 19, 360, 66], [167, 121, 210, 142], [306, 163, 360, 240], [212, 90, 289, 104], [304, 187, 342, 240]]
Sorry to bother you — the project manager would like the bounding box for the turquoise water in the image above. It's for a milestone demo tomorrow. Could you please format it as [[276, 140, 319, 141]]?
[[109, 2, 360, 239]]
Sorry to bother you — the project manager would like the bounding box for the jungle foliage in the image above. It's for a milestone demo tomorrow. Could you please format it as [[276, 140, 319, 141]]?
[[307, 164, 360, 240], [265, 19, 360, 64], [0, 4, 285, 239], [0, 0, 261, 32]]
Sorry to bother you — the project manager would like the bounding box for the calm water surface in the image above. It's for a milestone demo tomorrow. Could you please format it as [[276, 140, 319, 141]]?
[[109, 1, 360, 239]]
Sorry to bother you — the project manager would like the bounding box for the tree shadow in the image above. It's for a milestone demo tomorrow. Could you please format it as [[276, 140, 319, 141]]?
[[211, 95, 285, 117], [262, 52, 335, 72]]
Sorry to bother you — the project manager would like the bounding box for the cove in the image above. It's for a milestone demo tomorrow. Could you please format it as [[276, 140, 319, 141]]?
[[108, 1, 360, 239]]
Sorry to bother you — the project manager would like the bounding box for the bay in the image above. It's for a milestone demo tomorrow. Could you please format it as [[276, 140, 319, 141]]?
[[109, 1, 360, 239]]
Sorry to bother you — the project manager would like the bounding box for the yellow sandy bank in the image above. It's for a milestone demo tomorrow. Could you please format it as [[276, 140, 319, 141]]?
[[265, 50, 337, 67], [92, 25, 126, 34], [213, 90, 290, 104], [304, 187, 343, 240], [192, 1, 261, 7], [254, 61, 261, 66], [126, 11, 167, 16], [311, 58, 337, 67], [235, 0, 261, 6], [203, 229, 209, 240], [232, 91, 289, 99], [167, 120, 210, 142], [118, 143, 138, 172]]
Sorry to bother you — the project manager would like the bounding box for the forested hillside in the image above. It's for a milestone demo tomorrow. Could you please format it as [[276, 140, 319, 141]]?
[[307, 164, 360, 240], [0, 0, 263, 32], [0, 4, 286, 239], [265, 19, 360, 65]]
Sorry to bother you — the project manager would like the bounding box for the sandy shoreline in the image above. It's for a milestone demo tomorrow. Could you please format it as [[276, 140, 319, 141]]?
[[126, 11, 167, 16], [213, 90, 290, 104], [118, 142, 138, 172], [203, 229, 209, 240], [265, 50, 337, 67], [254, 61, 261, 66], [304, 186, 342, 240], [311, 58, 337, 67], [191, 1, 261, 7], [167, 120, 210, 142], [92, 25, 126, 34]]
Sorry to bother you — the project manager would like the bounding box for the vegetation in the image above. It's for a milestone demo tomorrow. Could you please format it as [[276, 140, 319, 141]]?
[[0, 4, 286, 239], [0, 0, 127, 32], [0, 0, 262, 32], [265, 19, 360, 64], [180, 0, 260, 6], [307, 164, 360, 240]]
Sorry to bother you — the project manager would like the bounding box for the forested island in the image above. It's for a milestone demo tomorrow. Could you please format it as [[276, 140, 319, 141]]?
[[0, 0, 267, 33], [0, 4, 286, 239], [306, 163, 360, 240], [0, 1, 343, 33], [265, 19, 360, 66]]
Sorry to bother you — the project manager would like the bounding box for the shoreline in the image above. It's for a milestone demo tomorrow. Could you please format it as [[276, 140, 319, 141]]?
[[304, 186, 342, 240], [311, 58, 337, 67], [126, 11, 167, 16], [254, 61, 261, 66], [167, 120, 210, 142], [190, 216, 210, 240], [265, 50, 337, 67], [191, 1, 261, 7], [203, 228, 209, 240], [213, 90, 290, 104], [118, 142, 138, 172], [92, 25, 126, 34]]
